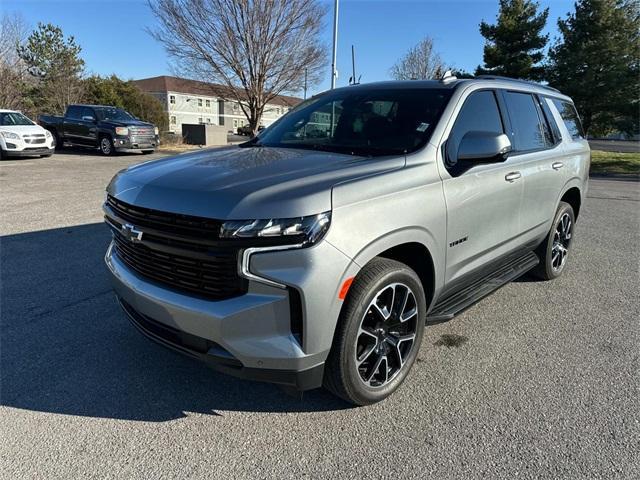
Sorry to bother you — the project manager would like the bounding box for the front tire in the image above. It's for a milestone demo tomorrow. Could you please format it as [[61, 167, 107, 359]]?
[[99, 135, 114, 156], [141, 150, 154, 154], [324, 258, 426, 405], [532, 201, 575, 280]]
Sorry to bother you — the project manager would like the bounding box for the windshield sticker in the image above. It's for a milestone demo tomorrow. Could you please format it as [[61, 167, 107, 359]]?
[[416, 122, 430, 132]]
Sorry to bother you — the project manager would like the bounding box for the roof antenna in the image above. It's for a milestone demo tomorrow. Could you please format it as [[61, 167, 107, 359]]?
[[440, 70, 457, 84], [349, 45, 360, 85]]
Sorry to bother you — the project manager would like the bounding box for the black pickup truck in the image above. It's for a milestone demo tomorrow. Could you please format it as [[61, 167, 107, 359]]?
[[39, 104, 159, 155]]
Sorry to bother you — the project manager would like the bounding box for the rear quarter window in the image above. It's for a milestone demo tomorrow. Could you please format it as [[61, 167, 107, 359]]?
[[551, 99, 585, 140]]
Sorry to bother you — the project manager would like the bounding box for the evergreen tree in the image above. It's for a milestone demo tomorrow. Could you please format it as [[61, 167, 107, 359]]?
[[547, 0, 639, 136], [476, 0, 549, 80], [18, 23, 85, 114]]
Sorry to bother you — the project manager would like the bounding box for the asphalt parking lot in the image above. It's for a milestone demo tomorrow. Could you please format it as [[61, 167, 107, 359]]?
[[1, 150, 638, 479], [589, 140, 639, 153]]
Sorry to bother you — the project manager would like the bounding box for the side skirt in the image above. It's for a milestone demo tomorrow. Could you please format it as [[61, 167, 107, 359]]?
[[427, 250, 539, 323]]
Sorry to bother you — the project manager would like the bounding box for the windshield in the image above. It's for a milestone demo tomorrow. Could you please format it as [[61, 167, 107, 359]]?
[[95, 107, 136, 122], [248, 87, 452, 156], [0, 112, 34, 126]]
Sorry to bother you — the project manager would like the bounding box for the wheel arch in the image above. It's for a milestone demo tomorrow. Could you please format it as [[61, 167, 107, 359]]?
[[346, 228, 443, 311], [559, 185, 582, 220], [375, 242, 436, 309]]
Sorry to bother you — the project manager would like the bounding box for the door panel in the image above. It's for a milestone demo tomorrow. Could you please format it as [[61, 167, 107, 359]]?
[[62, 106, 83, 142], [437, 89, 524, 285], [440, 158, 524, 284], [501, 92, 568, 243], [77, 107, 97, 145], [513, 147, 566, 242]]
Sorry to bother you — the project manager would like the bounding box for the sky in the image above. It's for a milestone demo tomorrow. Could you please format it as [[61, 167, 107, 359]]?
[[4, 0, 576, 96]]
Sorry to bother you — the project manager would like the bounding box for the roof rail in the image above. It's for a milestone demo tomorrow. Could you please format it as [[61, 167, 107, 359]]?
[[474, 75, 561, 93]]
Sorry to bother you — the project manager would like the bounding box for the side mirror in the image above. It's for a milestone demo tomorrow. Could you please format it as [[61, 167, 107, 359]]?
[[82, 116, 95, 122], [458, 131, 512, 163]]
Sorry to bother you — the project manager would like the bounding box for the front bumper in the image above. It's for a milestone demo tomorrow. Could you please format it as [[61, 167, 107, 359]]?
[[118, 297, 325, 390], [3, 146, 55, 157], [105, 239, 356, 390], [114, 135, 158, 152]]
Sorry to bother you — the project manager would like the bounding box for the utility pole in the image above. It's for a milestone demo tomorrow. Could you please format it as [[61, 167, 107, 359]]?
[[304, 68, 308, 99], [330, 0, 339, 89]]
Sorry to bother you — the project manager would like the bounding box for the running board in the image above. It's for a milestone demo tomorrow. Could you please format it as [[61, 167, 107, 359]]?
[[427, 251, 539, 323]]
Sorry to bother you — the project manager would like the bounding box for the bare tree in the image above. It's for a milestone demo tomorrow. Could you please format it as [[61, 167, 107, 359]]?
[[0, 13, 29, 110], [390, 37, 447, 80], [149, 0, 327, 134]]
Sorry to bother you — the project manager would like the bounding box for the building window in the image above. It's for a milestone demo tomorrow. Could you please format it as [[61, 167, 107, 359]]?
[[206, 118, 211, 123], [169, 95, 175, 104], [233, 119, 238, 128], [233, 103, 239, 112], [276, 107, 280, 115], [197, 98, 202, 107], [170, 116, 176, 125], [198, 117, 203, 123], [205, 99, 210, 108]]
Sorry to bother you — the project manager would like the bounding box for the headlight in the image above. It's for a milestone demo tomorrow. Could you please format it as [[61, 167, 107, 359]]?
[[220, 212, 331, 246], [44, 130, 52, 138], [154, 127, 159, 135], [115, 127, 129, 136], [0, 131, 20, 140]]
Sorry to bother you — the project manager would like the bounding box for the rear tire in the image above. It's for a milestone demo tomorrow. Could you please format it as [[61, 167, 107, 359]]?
[[532, 201, 575, 280], [0, 148, 5, 160], [51, 131, 63, 150], [99, 135, 114, 156], [324, 258, 426, 405]]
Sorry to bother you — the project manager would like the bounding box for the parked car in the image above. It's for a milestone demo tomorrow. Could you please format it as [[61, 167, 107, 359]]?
[[237, 124, 264, 136], [103, 75, 589, 405], [39, 104, 159, 155], [0, 109, 55, 159], [236, 124, 251, 136]]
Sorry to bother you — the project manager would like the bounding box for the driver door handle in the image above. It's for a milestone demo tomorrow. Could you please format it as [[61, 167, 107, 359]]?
[[552, 162, 564, 170], [505, 171, 522, 182]]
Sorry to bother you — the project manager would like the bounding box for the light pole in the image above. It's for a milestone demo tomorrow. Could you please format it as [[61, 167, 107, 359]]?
[[330, 0, 339, 89], [304, 68, 308, 99]]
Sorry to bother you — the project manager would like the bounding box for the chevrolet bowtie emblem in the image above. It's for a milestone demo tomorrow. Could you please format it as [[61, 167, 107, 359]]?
[[121, 223, 143, 243]]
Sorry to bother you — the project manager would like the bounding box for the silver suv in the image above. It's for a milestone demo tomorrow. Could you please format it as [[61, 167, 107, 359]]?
[[104, 75, 589, 405]]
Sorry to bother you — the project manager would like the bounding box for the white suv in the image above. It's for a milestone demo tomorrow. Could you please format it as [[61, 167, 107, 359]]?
[[0, 110, 55, 159]]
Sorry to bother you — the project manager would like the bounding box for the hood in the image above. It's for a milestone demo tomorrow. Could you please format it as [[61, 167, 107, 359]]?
[[107, 145, 405, 219], [100, 119, 154, 128], [0, 124, 47, 136]]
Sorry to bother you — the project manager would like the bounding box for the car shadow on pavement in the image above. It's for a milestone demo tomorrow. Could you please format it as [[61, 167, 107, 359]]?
[[0, 223, 349, 422], [53, 146, 148, 157]]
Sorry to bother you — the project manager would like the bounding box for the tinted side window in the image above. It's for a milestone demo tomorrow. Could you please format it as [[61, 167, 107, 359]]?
[[81, 107, 95, 120], [447, 90, 504, 166], [504, 91, 547, 151], [66, 106, 82, 119], [551, 99, 584, 139]]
